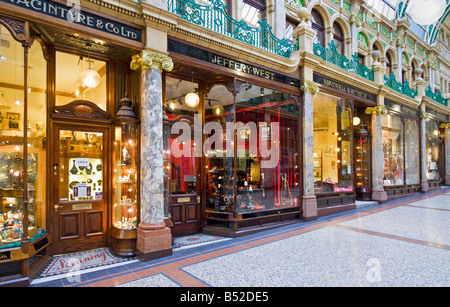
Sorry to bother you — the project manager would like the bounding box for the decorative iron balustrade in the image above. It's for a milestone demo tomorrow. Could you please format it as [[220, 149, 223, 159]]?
[[425, 85, 448, 106], [313, 41, 374, 82], [384, 72, 417, 99], [167, 0, 296, 58]]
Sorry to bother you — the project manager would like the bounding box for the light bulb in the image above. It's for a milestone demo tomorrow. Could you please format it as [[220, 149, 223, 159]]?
[[185, 92, 200, 108], [80, 68, 101, 88]]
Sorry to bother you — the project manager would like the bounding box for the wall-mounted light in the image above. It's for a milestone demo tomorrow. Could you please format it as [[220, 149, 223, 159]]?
[[80, 44, 100, 88]]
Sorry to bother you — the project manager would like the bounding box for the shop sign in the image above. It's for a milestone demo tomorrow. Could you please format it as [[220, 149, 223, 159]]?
[[168, 39, 300, 88], [313, 74, 376, 102], [385, 100, 419, 117], [0, 0, 142, 42], [426, 106, 449, 122], [0, 251, 11, 261]]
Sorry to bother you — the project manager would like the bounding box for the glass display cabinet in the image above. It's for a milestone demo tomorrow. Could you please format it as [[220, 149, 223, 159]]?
[[355, 124, 371, 200], [111, 94, 139, 256]]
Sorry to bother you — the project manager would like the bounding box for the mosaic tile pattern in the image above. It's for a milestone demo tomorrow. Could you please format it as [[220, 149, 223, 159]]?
[[340, 205, 450, 246], [182, 226, 450, 287], [115, 273, 180, 287]]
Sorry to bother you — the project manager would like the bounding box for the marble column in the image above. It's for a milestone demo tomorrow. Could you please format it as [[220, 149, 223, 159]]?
[[300, 81, 319, 221], [130, 50, 174, 261], [420, 104, 429, 193], [366, 105, 388, 203]]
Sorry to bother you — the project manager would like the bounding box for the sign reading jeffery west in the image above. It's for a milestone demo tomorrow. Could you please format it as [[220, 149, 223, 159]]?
[[1, 0, 142, 42]]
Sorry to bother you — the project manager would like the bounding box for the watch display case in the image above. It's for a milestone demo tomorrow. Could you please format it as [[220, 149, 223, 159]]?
[[111, 94, 139, 256], [355, 125, 371, 200]]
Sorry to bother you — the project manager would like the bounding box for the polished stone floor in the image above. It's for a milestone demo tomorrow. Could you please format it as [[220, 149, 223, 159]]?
[[32, 188, 450, 287]]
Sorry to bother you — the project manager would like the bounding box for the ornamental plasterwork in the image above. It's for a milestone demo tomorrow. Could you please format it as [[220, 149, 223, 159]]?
[[365, 105, 387, 115], [130, 51, 174, 72], [300, 80, 319, 95]]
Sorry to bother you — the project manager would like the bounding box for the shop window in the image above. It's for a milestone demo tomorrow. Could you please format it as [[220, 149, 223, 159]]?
[[204, 84, 235, 212], [311, 9, 325, 47], [55, 51, 107, 110], [164, 75, 200, 196], [235, 84, 300, 212], [0, 25, 47, 248], [426, 120, 440, 180], [404, 119, 420, 184], [313, 93, 353, 194], [382, 114, 404, 186], [333, 22, 345, 55]]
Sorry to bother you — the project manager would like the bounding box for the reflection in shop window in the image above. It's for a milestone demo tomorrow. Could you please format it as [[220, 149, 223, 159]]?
[[0, 25, 47, 248], [55, 51, 107, 110], [313, 93, 353, 194], [426, 120, 440, 180], [382, 114, 404, 185]]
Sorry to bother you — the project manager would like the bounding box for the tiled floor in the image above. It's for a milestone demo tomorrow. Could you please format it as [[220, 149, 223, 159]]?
[[31, 188, 450, 287]]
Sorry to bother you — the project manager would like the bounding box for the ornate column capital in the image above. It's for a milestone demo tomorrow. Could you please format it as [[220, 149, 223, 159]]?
[[440, 123, 450, 129], [365, 105, 387, 115], [300, 80, 319, 95], [130, 50, 173, 72]]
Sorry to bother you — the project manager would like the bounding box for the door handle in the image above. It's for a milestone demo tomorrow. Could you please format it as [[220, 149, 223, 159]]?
[[54, 204, 63, 212]]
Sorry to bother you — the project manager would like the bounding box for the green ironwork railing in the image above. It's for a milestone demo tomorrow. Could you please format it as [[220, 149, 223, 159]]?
[[425, 85, 448, 106], [383, 72, 417, 99], [167, 0, 296, 58], [313, 41, 374, 82]]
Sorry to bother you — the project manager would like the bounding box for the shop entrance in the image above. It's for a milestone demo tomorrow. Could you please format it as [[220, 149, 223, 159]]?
[[50, 112, 111, 255]]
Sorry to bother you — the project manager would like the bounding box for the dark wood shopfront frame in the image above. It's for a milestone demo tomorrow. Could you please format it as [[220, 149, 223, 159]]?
[[166, 37, 303, 237]]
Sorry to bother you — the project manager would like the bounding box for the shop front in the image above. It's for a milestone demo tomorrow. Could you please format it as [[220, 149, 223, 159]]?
[[381, 100, 422, 199], [165, 38, 302, 237], [0, 0, 143, 285], [424, 105, 448, 189], [312, 73, 377, 215]]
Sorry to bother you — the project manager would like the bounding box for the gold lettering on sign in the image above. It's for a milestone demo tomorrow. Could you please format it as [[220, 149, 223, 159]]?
[[211, 55, 275, 81]]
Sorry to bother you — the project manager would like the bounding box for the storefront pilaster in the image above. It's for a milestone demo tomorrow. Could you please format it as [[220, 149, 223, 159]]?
[[300, 80, 319, 221], [130, 50, 174, 261]]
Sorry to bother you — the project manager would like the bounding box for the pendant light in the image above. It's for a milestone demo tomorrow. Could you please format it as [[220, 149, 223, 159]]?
[[185, 72, 199, 108], [405, 0, 446, 25], [80, 43, 101, 88]]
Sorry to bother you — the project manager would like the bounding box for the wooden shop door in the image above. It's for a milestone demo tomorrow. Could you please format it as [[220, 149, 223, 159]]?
[[51, 123, 110, 255]]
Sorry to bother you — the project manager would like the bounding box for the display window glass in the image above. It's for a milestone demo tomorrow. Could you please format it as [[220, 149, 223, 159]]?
[[235, 84, 300, 212], [0, 25, 47, 249], [404, 119, 420, 184], [382, 114, 404, 185], [164, 76, 200, 197], [204, 84, 235, 212], [313, 93, 354, 193], [55, 51, 107, 110], [426, 119, 440, 180]]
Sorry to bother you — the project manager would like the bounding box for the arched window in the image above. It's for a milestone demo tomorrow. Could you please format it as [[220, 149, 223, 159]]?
[[285, 17, 298, 43], [242, 0, 266, 27], [311, 9, 325, 47], [385, 52, 392, 77], [333, 22, 344, 55], [411, 62, 416, 81]]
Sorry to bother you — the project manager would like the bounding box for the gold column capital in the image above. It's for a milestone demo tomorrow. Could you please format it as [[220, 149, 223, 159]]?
[[130, 50, 173, 72], [300, 80, 319, 95], [365, 105, 387, 115], [440, 123, 450, 129]]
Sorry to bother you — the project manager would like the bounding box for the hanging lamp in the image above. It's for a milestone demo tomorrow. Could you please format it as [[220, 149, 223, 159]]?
[[185, 72, 199, 108], [80, 43, 101, 88]]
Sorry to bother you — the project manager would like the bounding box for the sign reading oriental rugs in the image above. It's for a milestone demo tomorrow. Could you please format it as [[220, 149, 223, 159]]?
[[0, 0, 142, 42], [313, 74, 376, 102], [168, 39, 300, 88]]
